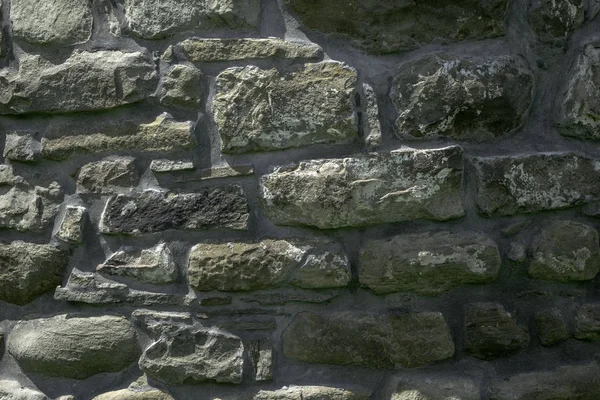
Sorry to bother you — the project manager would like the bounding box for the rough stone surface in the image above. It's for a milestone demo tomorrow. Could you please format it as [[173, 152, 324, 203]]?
[[360, 230, 500, 295], [0, 380, 47, 400], [124, 0, 260, 39], [282, 311, 454, 369], [575, 303, 600, 340], [159, 64, 203, 110], [180, 38, 323, 62], [56, 205, 86, 243], [92, 389, 174, 400], [139, 326, 244, 385], [529, 220, 600, 282], [465, 303, 529, 360], [43, 114, 195, 161], [214, 62, 357, 153], [391, 54, 533, 141], [488, 363, 600, 400], [188, 239, 350, 291], [100, 186, 249, 234], [284, 0, 507, 54], [131, 309, 194, 338], [0, 242, 68, 305], [150, 159, 195, 173], [254, 386, 371, 400], [363, 83, 382, 149], [97, 243, 178, 284], [260, 146, 464, 229], [249, 339, 272, 382], [392, 375, 480, 400], [535, 309, 569, 346], [7, 315, 139, 379], [529, 0, 584, 40], [76, 157, 140, 194], [0, 51, 157, 114], [11, 0, 93, 45], [473, 152, 600, 216], [3, 132, 41, 162]]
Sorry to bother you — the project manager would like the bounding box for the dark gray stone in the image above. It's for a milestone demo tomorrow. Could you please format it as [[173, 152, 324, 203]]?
[[575, 303, 600, 340], [535, 309, 569, 346]]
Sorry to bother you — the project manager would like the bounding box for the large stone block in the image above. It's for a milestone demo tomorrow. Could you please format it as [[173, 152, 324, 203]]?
[[0, 380, 47, 400], [282, 311, 455, 369], [259, 146, 464, 229], [214, 62, 358, 153], [8, 315, 139, 379], [360, 231, 500, 295], [391, 54, 533, 141]]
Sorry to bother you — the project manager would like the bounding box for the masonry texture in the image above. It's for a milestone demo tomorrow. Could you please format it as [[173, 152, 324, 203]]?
[[1, 0, 600, 399]]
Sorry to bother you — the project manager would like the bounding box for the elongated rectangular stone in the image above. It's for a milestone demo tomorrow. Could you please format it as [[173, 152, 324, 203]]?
[[259, 146, 464, 229]]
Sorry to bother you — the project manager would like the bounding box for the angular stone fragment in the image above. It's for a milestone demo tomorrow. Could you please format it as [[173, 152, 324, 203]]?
[[473, 152, 600, 216], [529, 0, 584, 39], [575, 303, 600, 340], [0, 242, 68, 305], [43, 114, 195, 160], [180, 37, 322, 62], [3, 132, 41, 162], [92, 388, 174, 400], [360, 231, 500, 295], [188, 239, 350, 291], [529, 220, 600, 282], [124, 0, 260, 39], [465, 303, 529, 360], [254, 386, 371, 400], [76, 157, 140, 194], [488, 363, 600, 400], [362, 83, 382, 149], [139, 326, 244, 385], [56, 205, 86, 243], [97, 243, 177, 284], [282, 311, 454, 368], [535, 309, 569, 346], [11, 0, 92, 45], [249, 339, 272, 382], [284, 0, 507, 54], [392, 375, 480, 400], [8, 315, 139, 379], [100, 186, 249, 234], [559, 42, 600, 139], [214, 62, 358, 153], [150, 159, 195, 173], [159, 64, 203, 110], [0, 51, 157, 114], [170, 164, 254, 182], [131, 309, 194, 338], [0, 380, 47, 400], [260, 146, 464, 229], [507, 241, 527, 262], [240, 289, 339, 305], [391, 54, 533, 141]]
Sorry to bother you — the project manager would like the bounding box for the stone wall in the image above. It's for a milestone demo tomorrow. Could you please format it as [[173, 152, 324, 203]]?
[[1, 0, 600, 399]]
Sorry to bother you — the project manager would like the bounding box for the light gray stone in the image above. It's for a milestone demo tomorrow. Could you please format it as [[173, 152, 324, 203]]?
[[3, 132, 41, 162], [359, 231, 501, 295], [254, 386, 371, 400], [282, 311, 454, 369], [473, 152, 600, 216], [529, 220, 600, 282], [11, 0, 92, 45], [0, 380, 47, 400], [92, 388, 174, 400], [214, 62, 358, 153], [76, 157, 140, 194], [362, 83, 382, 149], [150, 159, 195, 173], [392, 375, 480, 400], [158, 64, 203, 110], [131, 309, 193, 338], [259, 146, 464, 229], [56, 205, 86, 243], [8, 315, 139, 379], [529, 0, 584, 39], [188, 239, 350, 291], [249, 339, 272, 382]]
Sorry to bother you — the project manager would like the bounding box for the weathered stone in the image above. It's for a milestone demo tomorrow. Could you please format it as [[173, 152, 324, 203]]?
[[139, 326, 244, 385], [392, 375, 480, 400], [282, 311, 454, 369], [507, 241, 527, 262], [575, 303, 600, 340], [529, 0, 584, 40], [159, 64, 203, 110], [535, 309, 569, 346], [284, 0, 507, 54], [260, 146, 464, 229], [97, 243, 177, 284], [43, 114, 195, 161], [199, 295, 232, 306], [124, 0, 260, 39], [180, 37, 322, 62], [529, 220, 600, 282], [56, 205, 86, 243], [0, 51, 157, 114], [11, 0, 92, 45], [559, 42, 600, 139], [170, 164, 254, 182], [188, 239, 350, 291], [465, 303, 529, 360], [208, 316, 277, 332], [92, 388, 174, 400], [249, 339, 272, 382], [240, 289, 339, 305], [360, 231, 500, 295], [0, 242, 68, 305], [488, 363, 600, 400], [8, 315, 139, 379], [214, 62, 358, 153], [150, 159, 195, 173], [362, 83, 382, 149], [0, 380, 47, 400], [76, 157, 140, 194], [100, 186, 249, 234], [131, 309, 193, 338], [3, 132, 41, 162], [391, 54, 533, 141], [473, 152, 600, 216], [254, 386, 371, 400]]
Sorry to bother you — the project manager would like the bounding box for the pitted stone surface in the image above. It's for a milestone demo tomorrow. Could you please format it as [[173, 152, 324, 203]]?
[[56, 205, 86, 243], [158, 64, 203, 110], [260, 146, 464, 229], [3, 132, 41, 162]]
